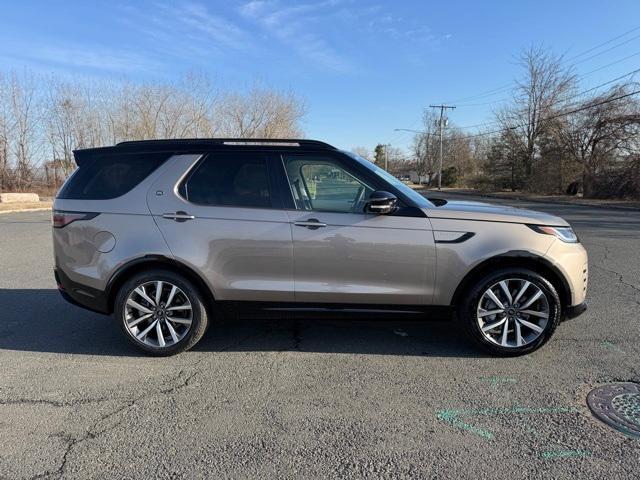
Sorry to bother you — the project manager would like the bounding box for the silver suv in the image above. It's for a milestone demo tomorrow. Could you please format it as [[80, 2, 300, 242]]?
[[53, 139, 588, 356]]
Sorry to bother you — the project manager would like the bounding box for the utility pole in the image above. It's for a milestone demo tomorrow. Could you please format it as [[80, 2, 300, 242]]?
[[383, 143, 391, 171], [421, 133, 431, 184], [429, 104, 456, 190]]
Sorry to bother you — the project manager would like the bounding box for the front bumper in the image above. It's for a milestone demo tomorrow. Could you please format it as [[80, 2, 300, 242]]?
[[55, 269, 110, 315], [545, 240, 588, 306]]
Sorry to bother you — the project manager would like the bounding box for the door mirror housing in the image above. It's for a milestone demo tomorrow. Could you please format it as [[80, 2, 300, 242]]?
[[365, 191, 398, 215]]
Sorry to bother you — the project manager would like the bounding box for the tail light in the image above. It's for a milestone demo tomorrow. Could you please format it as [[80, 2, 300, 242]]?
[[52, 210, 99, 228]]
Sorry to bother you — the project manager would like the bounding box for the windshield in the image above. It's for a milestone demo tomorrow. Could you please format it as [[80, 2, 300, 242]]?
[[343, 151, 433, 208]]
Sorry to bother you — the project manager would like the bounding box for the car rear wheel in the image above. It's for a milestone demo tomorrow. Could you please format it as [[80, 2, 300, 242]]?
[[115, 270, 209, 356], [461, 268, 561, 356]]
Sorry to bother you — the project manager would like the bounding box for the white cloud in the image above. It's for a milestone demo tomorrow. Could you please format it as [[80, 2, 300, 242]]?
[[14, 43, 162, 73], [169, 2, 252, 51], [238, 0, 355, 73], [27, 1, 450, 77]]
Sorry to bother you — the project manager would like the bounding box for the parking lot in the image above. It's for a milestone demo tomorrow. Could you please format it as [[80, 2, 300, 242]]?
[[1, 195, 639, 479]]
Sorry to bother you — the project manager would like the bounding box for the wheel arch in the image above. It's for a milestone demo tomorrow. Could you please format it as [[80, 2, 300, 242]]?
[[105, 255, 215, 314], [451, 250, 571, 308]]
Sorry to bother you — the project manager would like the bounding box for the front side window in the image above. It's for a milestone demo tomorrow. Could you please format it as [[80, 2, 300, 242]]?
[[283, 155, 374, 213], [182, 153, 272, 208]]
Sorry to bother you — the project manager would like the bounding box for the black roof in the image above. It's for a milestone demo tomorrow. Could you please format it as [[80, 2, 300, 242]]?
[[73, 138, 336, 165]]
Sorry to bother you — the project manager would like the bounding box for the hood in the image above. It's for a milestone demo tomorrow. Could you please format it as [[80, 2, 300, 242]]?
[[426, 199, 569, 226]]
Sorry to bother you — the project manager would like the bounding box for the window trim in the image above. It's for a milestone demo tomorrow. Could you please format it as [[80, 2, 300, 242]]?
[[177, 151, 283, 210]]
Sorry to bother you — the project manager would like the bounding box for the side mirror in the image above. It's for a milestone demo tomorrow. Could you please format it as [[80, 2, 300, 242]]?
[[365, 191, 398, 215]]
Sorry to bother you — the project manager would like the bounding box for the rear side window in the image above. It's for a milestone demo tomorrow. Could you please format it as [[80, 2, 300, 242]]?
[[181, 153, 273, 208], [58, 153, 169, 200]]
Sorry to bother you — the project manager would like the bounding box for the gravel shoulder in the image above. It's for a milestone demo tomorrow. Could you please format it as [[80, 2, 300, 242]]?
[[0, 201, 52, 214]]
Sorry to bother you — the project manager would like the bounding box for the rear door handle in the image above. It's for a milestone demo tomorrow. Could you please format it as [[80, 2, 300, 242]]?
[[162, 211, 195, 222], [294, 218, 327, 230]]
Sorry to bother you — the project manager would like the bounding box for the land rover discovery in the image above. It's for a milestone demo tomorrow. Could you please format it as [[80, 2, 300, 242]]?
[[52, 139, 588, 356]]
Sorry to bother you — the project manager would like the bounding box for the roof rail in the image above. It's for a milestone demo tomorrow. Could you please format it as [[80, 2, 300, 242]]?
[[115, 138, 336, 149]]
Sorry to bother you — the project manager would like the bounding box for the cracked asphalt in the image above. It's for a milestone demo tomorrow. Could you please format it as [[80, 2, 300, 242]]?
[[0, 195, 639, 479]]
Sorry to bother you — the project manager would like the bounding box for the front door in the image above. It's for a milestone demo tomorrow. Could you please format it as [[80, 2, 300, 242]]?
[[280, 153, 436, 305], [148, 152, 294, 302]]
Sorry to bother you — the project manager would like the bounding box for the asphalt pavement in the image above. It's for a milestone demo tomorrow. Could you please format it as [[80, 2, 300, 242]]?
[[0, 196, 639, 479]]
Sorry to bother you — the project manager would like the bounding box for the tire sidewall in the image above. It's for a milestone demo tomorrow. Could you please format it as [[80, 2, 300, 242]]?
[[462, 268, 561, 356], [115, 270, 209, 356]]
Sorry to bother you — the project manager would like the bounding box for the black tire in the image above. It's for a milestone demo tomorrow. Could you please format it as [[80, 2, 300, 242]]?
[[460, 268, 561, 356], [115, 269, 209, 356]]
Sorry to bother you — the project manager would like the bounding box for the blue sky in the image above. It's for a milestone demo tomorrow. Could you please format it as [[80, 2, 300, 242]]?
[[1, 0, 639, 151]]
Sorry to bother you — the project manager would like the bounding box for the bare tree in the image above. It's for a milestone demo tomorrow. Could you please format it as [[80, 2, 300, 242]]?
[[45, 79, 86, 181], [215, 85, 307, 138], [497, 46, 577, 180], [0, 73, 11, 190], [9, 72, 41, 190], [411, 110, 440, 184], [0, 69, 309, 193], [351, 146, 373, 161], [557, 83, 640, 197], [442, 128, 474, 185]]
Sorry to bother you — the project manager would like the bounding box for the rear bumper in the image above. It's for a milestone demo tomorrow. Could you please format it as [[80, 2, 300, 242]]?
[[55, 269, 110, 315], [564, 301, 587, 320]]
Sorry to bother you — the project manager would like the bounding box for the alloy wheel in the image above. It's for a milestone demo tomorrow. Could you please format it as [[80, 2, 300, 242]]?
[[123, 280, 193, 348], [476, 278, 550, 348]]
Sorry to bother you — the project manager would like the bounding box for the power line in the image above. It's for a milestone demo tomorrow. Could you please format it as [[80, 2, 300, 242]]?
[[398, 35, 640, 136], [566, 25, 640, 61], [442, 84, 512, 105], [455, 50, 640, 108], [571, 33, 640, 67], [442, 25, 640, 104], [456, 89, 640, 140], [452, 67, 640, 131], [454, 97, 510, 108], [578, 49, 640, 77], [561, 66, 640, 104], [393, 68, 640, 134]]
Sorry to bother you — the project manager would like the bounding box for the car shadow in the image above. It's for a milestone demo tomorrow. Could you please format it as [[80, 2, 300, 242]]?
[[0, 289, 485, 358]]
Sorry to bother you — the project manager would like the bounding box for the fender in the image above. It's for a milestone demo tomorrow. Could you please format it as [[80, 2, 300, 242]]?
[[105, 255, 215, 313], [451, 250, 571, 307]]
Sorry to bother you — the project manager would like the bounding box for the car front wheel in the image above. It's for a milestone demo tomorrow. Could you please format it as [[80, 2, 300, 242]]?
[[115, 270, 209, 356], [461, 268, 561, 356]]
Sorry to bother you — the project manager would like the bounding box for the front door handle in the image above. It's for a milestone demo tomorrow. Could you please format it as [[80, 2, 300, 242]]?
[[294, 218, 327, 230], [162, 211, 195, 222]]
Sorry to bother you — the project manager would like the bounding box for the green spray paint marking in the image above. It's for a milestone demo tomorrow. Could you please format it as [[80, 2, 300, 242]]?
[[436, 410, 494, 439], [541, 450, 592, 459], [601, 341, 625, 354], [478, 376, 518, 387], [436, 406, 580, 440]]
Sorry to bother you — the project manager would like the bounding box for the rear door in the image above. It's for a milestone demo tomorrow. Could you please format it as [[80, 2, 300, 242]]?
[[278, 152, 436, 305], [147, 152, 294, 302]]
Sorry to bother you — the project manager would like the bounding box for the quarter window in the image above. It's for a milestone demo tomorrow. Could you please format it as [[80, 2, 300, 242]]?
[[58, 153, 169, 200], [183, 154, 273, 208]]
